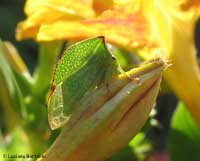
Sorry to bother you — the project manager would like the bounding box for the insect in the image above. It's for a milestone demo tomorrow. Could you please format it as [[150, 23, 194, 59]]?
[[47, 36, 126, 130]]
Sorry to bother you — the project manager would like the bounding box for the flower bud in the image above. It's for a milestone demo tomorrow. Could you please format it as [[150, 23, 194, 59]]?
[[39, 58, 168, 161]]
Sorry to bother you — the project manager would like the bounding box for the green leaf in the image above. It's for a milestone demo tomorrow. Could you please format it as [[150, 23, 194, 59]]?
[[0, 40, 26, 127], [11, 68, 32, 96], [0, 41, 32, 97], [168, 102, 200, 161], [47, 37, 120, 130]]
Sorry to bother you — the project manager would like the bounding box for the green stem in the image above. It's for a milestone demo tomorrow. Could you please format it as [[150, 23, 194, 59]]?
[[32, 41, 63, 98]]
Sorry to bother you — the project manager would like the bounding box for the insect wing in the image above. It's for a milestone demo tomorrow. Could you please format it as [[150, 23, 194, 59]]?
[[48, 83, 69, 130]]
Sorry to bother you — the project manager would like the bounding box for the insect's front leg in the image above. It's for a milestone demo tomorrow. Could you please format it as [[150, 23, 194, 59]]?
[[117, 65, 141, 85]]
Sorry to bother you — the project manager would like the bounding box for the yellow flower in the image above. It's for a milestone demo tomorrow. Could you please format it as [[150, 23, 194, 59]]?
[[149, 0, 200, 125], [16, 0, 200, 125], [16, 0, 159, 51], [16, 0, 95, 40]]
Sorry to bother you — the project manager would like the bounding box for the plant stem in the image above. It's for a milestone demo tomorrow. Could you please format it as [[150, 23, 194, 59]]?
[[32, 41, 63, 98]]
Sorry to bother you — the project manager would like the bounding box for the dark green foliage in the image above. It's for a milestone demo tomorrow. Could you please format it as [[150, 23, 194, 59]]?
[[169, 103, 200, 161]]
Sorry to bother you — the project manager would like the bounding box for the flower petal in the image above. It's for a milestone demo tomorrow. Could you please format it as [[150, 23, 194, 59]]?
[[16, 0, 95, 40], [150, 0, 200, 125], [37, 1, 159, 52]]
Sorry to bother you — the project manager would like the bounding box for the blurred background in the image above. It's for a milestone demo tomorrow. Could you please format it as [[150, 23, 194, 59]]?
[[0, 1, 200, 161], [0, 0, 37, 73]]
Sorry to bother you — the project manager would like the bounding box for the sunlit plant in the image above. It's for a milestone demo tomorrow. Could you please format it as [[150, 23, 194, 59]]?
[[0, 0, 200, 161]]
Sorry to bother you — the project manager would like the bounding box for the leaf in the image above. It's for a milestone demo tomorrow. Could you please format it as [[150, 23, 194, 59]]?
[[1, 41, 32, 96], [1, 41, 28, 75], [168, 102, 200, 161], [0, 40, 26, 129], [47, 37, 120, 130]]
